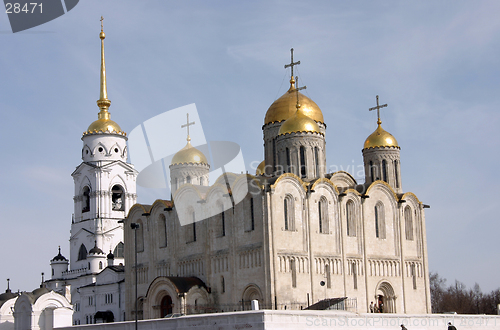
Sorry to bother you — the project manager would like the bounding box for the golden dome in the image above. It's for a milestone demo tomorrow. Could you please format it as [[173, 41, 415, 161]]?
[[278, 106, 322, 136], [364, 124, 399, 149], [171, 141, 208, 165], [265, 78, 324, 125], [85, 109, 124, 135], [256, 160, 265, 175]]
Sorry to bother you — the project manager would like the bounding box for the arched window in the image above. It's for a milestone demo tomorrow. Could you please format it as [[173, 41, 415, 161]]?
[[404, 206, 413, 240], [111, 185, 124, 211], [300, 146, 306, 178], [200, 177, 204, 185], [325, 264, 331, 288], [221, 276, 225, 293], [346, 200, 356, 237], [186, 176, 191, 184], [375, 202, 386, 239], [318, 197, 329, 234], [136, 220, 144, 252], [250, 198, 255, 231], [77, 244, 87, 261], [394, 160, 400, 188], [286, 148, 291, 173], [173, 178, 178, 191], [113, 242, 124, 258], [158, 214, 167, 247], [369, 161, 375, 182], [284, 195, 295, 231], [220, 204, 226, 237], [382, 160, 388, 182], [188, 211, 196, 242], [314, 147, 319, 177], [291, 258, 297, 288], [99, 261, 103, 270], [82, 186, 90, 213], [352, 262, 358, 290]]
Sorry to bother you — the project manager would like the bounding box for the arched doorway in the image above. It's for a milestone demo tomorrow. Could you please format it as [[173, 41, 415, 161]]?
[[160, 295, 173, 317], [242, 284, 263, 310], [375, 281, 396, 313]]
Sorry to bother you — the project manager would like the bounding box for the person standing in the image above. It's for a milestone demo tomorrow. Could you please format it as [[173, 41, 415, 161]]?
[[370, 302, 374, 313], [401, 324, 408, 330], [448, 322, 457, 330]]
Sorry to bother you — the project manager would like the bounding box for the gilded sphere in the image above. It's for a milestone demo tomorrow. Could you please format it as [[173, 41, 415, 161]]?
[[363, 124, 399, 149], [265, 87, 324, 125], [278, 109, 321, 136], [86, 118, 124, 135], [171, 141, 209, 165]]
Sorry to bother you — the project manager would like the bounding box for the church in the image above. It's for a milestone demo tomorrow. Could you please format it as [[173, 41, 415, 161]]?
[[122, 49, 432, 318]]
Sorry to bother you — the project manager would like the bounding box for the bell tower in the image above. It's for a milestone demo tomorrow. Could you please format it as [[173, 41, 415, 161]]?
[[70, 19, 138, 272]]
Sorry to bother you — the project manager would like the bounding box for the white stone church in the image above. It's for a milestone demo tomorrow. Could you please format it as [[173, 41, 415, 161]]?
[[122, 52, 432, 319]]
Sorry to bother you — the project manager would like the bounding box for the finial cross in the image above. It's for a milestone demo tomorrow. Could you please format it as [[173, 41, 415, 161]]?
[[369, 95, 388, 124], [181, 113, 195, 141], [291, 76, 306, 107], [284, 48, 301, 78], [100, 16, 104, 32]]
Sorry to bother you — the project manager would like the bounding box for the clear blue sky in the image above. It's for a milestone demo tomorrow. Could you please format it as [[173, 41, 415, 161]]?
[[1, 1, 499, 293]]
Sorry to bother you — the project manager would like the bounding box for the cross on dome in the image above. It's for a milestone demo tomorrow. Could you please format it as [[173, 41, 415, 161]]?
[[291, 76, 306, 110], [369, 95, 388, 125], [284, 48, 301, 79], [181, 113, 195, 142]]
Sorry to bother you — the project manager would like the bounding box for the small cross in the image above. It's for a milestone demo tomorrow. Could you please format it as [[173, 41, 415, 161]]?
[[369, 95, 388, 124], [291, 76, 306, 108], [284, 48, 301, 79], [100, 16, 104, 32], [181, 113, 195, 141], [7, 278, 10, 291]]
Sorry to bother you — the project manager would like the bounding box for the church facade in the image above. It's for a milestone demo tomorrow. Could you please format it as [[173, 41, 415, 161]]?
[[123, 54, 431, 319]]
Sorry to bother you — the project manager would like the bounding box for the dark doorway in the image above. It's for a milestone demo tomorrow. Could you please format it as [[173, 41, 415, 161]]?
[[160, 295, 173, 317]]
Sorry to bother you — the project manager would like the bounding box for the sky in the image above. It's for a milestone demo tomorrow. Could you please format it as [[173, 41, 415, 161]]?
[[1, 0, 499, 294]]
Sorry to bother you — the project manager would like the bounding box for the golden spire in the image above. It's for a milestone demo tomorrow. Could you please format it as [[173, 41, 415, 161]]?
[[83, 17, 124, 136], [96, 16, 111, 115]]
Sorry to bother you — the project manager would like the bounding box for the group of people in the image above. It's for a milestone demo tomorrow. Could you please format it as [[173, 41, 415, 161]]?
[[399, 322, 457, 330], [369, 301, 384, 313]]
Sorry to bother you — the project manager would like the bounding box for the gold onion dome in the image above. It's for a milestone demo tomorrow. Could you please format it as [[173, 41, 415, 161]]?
[[171, 140, 208, 165], [265, 77, 324, 125], [363, 122, 399, 149], [84, 18, 125, 136], [278, 105, 322, 135], [256, 160, 265, 175]]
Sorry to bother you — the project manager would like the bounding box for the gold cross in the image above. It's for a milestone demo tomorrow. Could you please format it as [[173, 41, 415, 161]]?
[[284, 48, 301, 78], [369, 95, 388, 124], [100, 16, 104, 32], [181, 113, 195, 141], [291, 76, 306, 108]]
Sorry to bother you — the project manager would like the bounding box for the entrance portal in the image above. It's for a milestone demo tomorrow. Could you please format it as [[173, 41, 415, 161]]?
[[375, 282, 396, 313], [160, 295, 173, 317]]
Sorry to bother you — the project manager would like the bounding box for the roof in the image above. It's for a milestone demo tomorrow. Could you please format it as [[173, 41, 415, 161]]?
[[166, 276, 207, 294], [305, 297, 347, 310]]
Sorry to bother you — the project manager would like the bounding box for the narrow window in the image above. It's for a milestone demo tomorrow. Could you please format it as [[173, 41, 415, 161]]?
[[405, 206, 413, 240], [173, 178, 178, 191], [394, 160, 399, 188], [382, 160, 388, 182], [353, 262, 357, 290], [159, 214, 167, 247], [300, 146, 306, 178], [221, 205, 225, 237], [221, 276, 225, 293], [411, 263, 417, 289], [186, 176, 191, 184], [375, 203, 386, 239], [318, 197, 328, 234], [200, 177, 204, 185], [346, 200, 356, 237], [99, 261, 103, 269], [78, 244, 87, 261], [82, 186, 90, 213], [291, 259, 297, 288], [314, 146, 319, 177], [286, 147, 291, 173], [193, 212, 197, 242], [111, 185, 124, 211], [137, 220, 144, 252], [369, 161, 375, 182], [250, 197, 255, 231], [326, 264, 331, 288], [284, 196, 294, 231]]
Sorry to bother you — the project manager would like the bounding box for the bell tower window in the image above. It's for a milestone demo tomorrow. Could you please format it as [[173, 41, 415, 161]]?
[[300, 146, 306, 178], [82, 186, 90, 213], [78, 244, 87, 261], [111, 185, 124, 211]]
